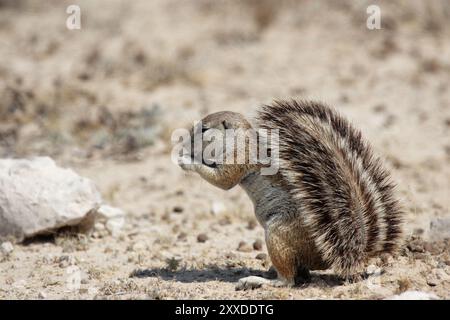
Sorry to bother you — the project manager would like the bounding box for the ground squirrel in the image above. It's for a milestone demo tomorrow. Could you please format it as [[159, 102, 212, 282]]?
[[178, 100, 403, 289]]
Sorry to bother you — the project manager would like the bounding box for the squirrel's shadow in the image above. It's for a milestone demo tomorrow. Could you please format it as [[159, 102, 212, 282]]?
[[130, 266, 265, 283], [130, 266, 343, 288]]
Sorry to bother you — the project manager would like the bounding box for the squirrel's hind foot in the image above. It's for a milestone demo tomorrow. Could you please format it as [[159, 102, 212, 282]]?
[[294, 266, 311, 285]]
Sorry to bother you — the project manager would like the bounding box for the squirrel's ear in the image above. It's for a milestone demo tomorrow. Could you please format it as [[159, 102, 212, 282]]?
[[222, 120, 230, 129]]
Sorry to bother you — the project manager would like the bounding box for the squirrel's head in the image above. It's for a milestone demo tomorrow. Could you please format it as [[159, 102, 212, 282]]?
[[201, 111, 253, 132], [178, 111, 257, 190]]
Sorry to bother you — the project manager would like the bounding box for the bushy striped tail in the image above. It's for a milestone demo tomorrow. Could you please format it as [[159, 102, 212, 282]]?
[[257, 100, 403, 277]]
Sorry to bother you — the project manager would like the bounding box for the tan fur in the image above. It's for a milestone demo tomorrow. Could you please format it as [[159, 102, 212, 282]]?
[[266, 219, 327, 279]]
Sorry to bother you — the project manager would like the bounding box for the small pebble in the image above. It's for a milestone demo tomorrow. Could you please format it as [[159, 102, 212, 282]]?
[[366, 264, 382, 276], [253, 239, 263, 251], [177, 232, 187, 240], [247, 220, 257, 230], [211, 201, 226, 215], [197, 233, 208, 243], [237, 241, 252, 252], [426, 275, 438, 287], [173, 206, 184, 213], [1, 241, 14, 255], [58, 255, 75, 268], [94, 222, 105, 231], [38, 291, 47, 299], [105, 217, 125, 237], [97, 205, 125, 219], [255, 253, 268, 260]]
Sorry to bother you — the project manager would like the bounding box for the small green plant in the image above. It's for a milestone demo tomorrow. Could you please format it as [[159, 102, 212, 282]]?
[[165, 257, 181, 271]]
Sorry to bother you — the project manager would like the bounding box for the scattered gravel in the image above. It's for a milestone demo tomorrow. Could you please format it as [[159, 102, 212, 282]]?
[[197, 233, 208, 243], [237, 241, 253, 252], [253, 239, 263, 251]]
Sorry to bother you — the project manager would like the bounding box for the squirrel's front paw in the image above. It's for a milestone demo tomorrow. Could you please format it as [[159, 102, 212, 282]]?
[[178, 156, 198, 171], [179, 162, 194, 171]]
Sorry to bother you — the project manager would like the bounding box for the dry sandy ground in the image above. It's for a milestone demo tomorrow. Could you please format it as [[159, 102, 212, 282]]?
[[0, 0, 449, 299]]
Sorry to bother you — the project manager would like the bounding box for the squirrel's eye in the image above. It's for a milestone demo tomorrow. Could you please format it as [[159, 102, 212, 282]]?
[[201, 127, 209, 133]]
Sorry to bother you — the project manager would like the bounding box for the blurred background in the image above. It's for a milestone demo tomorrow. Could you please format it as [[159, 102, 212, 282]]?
[[0, 0, 449, 299]]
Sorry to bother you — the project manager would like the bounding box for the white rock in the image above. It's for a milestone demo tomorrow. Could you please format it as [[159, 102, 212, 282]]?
[[211, 201, 227, 216], [366, 264, 382, 276], [58, 255, 76, 268], [97, 205, 125, 237], [366, 264, 376, 274], [38, 291, 47, 299], [88, 287, 98, 295], [105, 217, 125, 237], [0, 157, 102, 241], [94, 222, 105, 231], [97, 205, 125, 219], [386, 290, 439, 300], [1, 241, 14, 255]]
